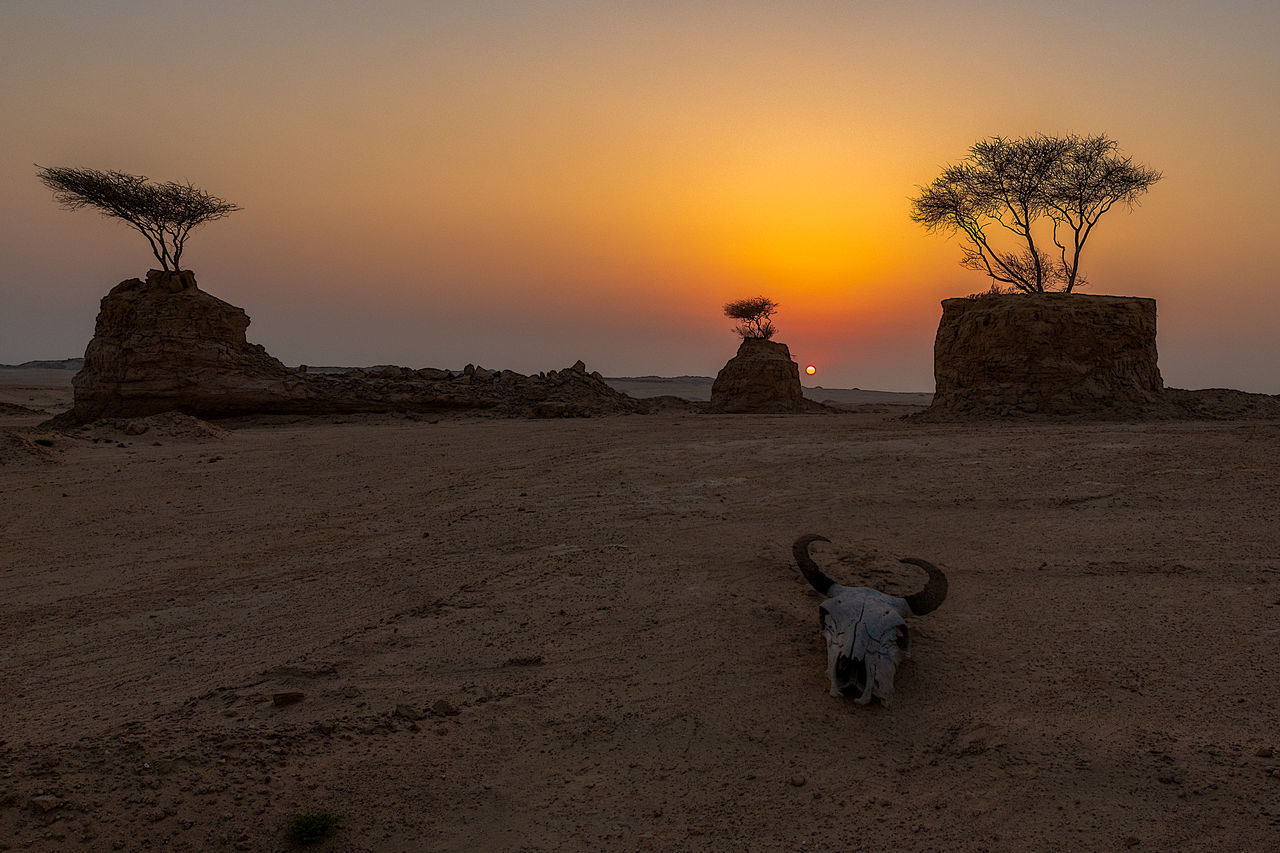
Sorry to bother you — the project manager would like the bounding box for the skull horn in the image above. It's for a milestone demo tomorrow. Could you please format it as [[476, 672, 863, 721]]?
[[900, 557, 948, 615], [792, 534, 836, 595]]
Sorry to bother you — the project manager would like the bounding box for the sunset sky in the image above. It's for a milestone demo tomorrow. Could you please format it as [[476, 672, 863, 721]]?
[[2, 1, 1277, 391]]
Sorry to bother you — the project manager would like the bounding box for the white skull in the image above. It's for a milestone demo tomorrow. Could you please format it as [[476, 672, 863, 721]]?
[[819, 584, 912, 702], [794, 535, 948, 705]]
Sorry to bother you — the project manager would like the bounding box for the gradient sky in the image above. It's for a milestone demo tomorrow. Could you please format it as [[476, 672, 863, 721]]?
[[2, 1, 1277, 391]]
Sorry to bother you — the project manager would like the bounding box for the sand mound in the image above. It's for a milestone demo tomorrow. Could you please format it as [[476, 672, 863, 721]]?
[[0, 430, 60, 465], [82, 411, 231, 441], [0, 401, 43, 416]]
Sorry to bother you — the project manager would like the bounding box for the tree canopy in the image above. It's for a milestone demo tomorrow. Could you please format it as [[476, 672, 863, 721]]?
[[910, 135, 1161, 293], [36, 165, 241, 273], [724, 296, 779, 340]]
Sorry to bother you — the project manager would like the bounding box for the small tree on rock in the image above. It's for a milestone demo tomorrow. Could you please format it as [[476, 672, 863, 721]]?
[[36, 165, 241, 273], [724, 296, 779, 340], [910, 134, 1160, 293]]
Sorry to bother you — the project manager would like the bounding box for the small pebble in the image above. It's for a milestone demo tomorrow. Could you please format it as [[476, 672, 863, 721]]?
[[29, 795, 61, 812]]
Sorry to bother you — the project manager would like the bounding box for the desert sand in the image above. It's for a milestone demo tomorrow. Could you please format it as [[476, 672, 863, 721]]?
[[1, 369, 1278, 851]]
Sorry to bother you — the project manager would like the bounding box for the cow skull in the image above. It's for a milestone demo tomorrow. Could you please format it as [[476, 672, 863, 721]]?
[[793, 534, 948, 704]]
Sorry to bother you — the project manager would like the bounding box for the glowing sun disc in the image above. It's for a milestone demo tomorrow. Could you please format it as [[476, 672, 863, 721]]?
[[805, 365, 816, 375]]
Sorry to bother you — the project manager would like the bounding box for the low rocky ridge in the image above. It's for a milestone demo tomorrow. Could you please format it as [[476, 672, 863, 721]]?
[[66, 271, 643, 422], [0, 357, 83, 370], [708, 338, 810, 413], [917, 292, 1280, 420], [1163, 387, 1280, 420]]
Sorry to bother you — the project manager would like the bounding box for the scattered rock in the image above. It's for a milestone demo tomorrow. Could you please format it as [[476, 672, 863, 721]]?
[[430, 699, 460, 717], [503, 655, 544, 667], [1157, 767, 1185, 785], [394, 704, 424, 721], [1256, 746, 1274, 758], [29, 795, 61, 812], [788, 775, 806, 788], [271, 691, 305, 707]]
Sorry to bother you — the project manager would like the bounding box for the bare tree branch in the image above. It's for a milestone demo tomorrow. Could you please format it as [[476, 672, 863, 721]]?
[[35, 165, 241, 272]]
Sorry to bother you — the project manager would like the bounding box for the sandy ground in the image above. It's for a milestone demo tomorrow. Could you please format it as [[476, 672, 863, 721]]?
[[1, 372, 1278, 852]]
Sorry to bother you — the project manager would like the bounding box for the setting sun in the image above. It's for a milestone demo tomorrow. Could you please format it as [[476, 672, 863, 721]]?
[[806, 365, 816, 375]]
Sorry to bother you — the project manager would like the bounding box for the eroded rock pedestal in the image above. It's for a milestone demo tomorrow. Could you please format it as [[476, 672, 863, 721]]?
[[709, 338, 805, 413], [70, 270, 640, 422], [922, 293, 1166, 419], [74, 270, 305, 420]]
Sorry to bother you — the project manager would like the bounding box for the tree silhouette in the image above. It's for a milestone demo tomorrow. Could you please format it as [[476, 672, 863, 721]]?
[[36, 165, 241, 273], [1042, 136, 1163, 292], [724, 296, 779, 340], [910, 135, 1160, 293]]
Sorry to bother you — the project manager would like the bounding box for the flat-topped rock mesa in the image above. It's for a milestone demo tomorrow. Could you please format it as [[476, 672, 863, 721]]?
[[709, 338, 806, 413], [70, 270, 641, 422], [920, 293, 1170, 419]]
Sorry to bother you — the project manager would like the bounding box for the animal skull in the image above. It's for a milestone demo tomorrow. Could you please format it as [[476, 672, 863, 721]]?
[[793, 534, 948, 704]]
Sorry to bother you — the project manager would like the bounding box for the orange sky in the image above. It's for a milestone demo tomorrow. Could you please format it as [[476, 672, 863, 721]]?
[[2, 1, 1277, 390]]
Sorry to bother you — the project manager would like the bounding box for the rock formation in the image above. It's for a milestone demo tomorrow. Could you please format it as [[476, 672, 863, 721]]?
[[69, 270, 642, 422], [709, 338, 805, 413], [74, 270, 305, 420], [921, 293, 1167, 419]]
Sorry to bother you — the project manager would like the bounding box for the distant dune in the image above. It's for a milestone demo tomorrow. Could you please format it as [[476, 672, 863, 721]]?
[[605, 375, 933, 408]]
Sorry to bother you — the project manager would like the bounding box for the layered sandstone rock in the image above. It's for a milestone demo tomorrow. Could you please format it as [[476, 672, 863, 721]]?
[[921, 293, 1167, 419], [709, 338, 805, 413], [71, 271, 641, 421], [73, 270, 307, 420]]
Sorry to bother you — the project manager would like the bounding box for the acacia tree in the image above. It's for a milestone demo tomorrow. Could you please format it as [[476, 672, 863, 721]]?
[[910, 135, 1160, 293], [36, 165, 241, 273], [724, 296, 779, 340]]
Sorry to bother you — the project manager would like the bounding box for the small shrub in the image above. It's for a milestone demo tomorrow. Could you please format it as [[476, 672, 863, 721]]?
[[963, 285, 1011, 301], [724, 296, 779, 340], [288, 809, 341, 845]]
